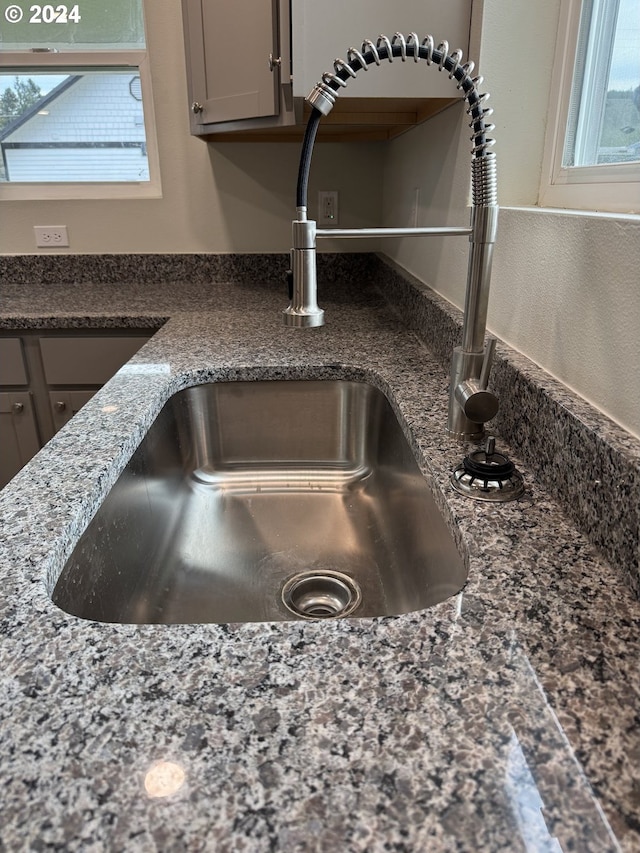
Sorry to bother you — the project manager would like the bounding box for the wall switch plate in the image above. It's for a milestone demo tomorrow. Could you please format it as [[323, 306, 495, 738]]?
[[34, 226, 69, 248], [318, 191, 339, 226]]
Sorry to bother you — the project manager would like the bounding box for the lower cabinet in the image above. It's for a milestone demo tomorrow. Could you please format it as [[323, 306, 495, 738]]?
[[0, 329, 153, 489]]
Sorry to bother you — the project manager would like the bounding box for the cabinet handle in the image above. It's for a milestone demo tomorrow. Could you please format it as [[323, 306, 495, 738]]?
[[12, 402, 24, 414], [191, 102, 203, 114], [54, 401, 67, 412], [268, 54, 281, 72]]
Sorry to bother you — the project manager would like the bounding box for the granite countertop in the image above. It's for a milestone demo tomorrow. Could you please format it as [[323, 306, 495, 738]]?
[[1, 273, 639, 852]]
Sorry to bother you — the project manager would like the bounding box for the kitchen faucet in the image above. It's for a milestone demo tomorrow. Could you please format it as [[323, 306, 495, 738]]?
[[284, 33, 499, 443]]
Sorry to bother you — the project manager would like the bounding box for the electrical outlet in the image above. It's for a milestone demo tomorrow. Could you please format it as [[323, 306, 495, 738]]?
[[34, 226, 69, 248], [318, 191, 339, 226]]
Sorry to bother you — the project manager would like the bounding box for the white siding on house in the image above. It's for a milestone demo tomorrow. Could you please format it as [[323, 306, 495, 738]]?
[[5, 147, 149, 182], [2, 72, 149, 182]]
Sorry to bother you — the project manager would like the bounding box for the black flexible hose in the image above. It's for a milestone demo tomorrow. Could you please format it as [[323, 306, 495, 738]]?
[[296, 108, 322, 210]]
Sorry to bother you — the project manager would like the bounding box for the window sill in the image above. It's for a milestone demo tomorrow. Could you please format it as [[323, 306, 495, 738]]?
[[538, 177, 640, 216], [503, 204, 640, 224], [0, 182, 162, 201]]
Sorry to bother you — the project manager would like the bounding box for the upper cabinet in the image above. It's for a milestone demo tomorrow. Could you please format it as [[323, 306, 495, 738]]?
[[181, 0, 478, 142], [181, 0, 289, 129]]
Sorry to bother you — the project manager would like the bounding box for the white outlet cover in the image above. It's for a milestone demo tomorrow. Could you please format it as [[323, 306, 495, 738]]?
[[34, 225, 69, 247]]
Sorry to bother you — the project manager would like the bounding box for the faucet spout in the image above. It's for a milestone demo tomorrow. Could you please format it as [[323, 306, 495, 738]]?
[[285, 32, 500, 441], [447, 156, 499, 440]]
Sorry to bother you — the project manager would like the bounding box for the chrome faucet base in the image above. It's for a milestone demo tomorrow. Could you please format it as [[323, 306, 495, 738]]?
[[446, 425, 486, 443], [282, 307, 325, 328], [284, 237, 325, 327]]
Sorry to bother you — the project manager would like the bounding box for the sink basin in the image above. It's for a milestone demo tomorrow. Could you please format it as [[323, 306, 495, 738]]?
[[52, 380, 467, 623]]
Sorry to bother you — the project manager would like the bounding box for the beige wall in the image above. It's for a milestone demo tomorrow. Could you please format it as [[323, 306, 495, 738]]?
[[380, 0, 640, 439], [0, 1, 383, 254]]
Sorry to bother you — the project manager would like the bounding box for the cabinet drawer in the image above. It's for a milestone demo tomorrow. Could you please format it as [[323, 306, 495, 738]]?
[[40, 337, 149, 385], [0, 338, 28, 385]]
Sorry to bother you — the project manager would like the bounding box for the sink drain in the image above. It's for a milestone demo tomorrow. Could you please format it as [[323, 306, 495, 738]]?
[[281, 570, 362, 620]]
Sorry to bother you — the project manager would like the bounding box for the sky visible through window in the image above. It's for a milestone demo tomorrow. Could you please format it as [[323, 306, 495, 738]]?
[[610, 0, 640, 91], [557, 0, 639, 168], [0, 74, 68, 98]]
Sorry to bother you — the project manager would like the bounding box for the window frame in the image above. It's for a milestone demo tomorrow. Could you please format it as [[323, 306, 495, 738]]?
[[539, 0, 640, 214], [0, 14, 161, 201]]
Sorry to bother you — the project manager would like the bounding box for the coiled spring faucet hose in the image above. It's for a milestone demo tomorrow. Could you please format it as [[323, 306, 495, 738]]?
[[296, 32, 496, 213]]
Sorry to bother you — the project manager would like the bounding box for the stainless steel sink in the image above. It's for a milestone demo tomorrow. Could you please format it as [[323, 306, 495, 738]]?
[[52, 380, 467, 623]]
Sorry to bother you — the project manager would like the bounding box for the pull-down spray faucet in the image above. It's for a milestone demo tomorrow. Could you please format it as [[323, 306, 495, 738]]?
[[284, 33, 499, 443]]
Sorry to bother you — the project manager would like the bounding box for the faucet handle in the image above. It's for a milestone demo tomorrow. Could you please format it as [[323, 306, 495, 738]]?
[[479, 337, 496, 390], [454, 340, 499, 425], [455, 380, 499, 425]]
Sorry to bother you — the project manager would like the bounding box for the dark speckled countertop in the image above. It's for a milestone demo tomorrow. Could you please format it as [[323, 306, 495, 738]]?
[[1, 256, 639, 851]]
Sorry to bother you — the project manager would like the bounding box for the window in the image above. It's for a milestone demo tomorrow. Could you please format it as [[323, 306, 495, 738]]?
[[540, 0, 640, 213], [0, 0, 160, 198]]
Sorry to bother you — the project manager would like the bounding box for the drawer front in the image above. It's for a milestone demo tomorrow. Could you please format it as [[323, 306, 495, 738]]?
[[40, 336, 149, 385], [0, 338, 28, 385]]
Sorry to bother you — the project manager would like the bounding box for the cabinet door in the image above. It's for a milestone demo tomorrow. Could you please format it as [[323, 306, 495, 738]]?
[[183, 0, 281, 126], [0, 338, 28, 385], [0, 392, 41, 489], [49, 390, 96, 433]]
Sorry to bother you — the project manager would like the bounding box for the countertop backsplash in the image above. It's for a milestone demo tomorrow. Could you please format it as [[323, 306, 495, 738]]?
[[0, 251, 377, 287]]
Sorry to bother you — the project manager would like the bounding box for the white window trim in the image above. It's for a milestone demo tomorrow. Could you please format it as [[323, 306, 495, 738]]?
[[539, 0, 640, 214], [0, 48, 161, 201]]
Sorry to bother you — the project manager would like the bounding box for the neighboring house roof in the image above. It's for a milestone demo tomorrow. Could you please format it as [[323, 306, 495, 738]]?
[[0, 76, 81, 141]]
